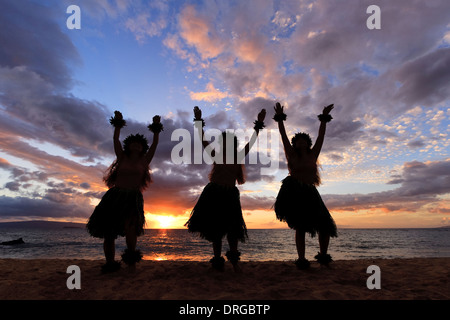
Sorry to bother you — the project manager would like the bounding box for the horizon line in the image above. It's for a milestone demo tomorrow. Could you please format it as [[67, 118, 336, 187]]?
[[0, 220, 448, 230]]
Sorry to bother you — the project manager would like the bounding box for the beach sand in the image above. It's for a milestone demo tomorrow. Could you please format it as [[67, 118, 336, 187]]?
[[0, 258, 448, 300]]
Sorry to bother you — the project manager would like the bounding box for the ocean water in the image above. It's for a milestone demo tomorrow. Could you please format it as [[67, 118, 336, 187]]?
[[0, 228, 449, 261]]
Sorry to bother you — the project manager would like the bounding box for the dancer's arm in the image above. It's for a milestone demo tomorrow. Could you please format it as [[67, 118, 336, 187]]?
[[274, 102, 293, 157], [193, 106, 211, 149], [312, 104, 333, 159], [243, 109, 266, 156], [112, 111, 124, 158], [145, 115, 161, 164]]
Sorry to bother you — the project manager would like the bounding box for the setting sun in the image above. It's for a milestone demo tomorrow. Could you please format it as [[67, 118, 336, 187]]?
[[154, 215, 176, 229], [145, 212, 190, 229]]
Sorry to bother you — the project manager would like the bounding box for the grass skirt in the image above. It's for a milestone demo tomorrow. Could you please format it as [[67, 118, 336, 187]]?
[[274, 176, 337, 237], [185, 182, 248, 243], [86, 187, 145, 239]]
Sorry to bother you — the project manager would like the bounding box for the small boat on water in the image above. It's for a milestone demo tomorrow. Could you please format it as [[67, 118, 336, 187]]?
[[1, 238, 25, 245]]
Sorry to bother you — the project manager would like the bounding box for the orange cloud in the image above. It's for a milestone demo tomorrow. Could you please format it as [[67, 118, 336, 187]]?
[[179, 5, 225, 60], [189, 82, 228, 102], [0, 157, 11, 167], [235, 37, 264, 64]]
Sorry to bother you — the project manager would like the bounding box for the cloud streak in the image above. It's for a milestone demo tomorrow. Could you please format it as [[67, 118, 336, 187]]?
[[324, 159, 450, 213]]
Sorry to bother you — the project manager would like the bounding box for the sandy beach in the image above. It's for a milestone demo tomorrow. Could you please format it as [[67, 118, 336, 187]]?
[[0, 258, 448, 300]]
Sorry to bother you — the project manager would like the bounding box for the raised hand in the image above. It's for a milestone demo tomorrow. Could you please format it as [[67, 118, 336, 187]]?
[[193, 106, 202, 120], [114, 110, 123, 120], [148, 115, 163, 133], [152, 115, 161, 124], [274, 102, 284, 115], [258, 109, 266, 122], [322, 104, 334, 115], [110, 110, 126, 128]]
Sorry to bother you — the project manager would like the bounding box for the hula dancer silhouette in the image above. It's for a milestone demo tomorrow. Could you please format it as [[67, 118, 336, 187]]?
[[273, 102, 337, 269], [185, 106, 266, 272], [87, 111, 163, 273]]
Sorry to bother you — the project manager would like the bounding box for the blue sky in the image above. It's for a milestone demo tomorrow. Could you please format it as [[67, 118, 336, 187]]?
[[0, 0, 449, 228]]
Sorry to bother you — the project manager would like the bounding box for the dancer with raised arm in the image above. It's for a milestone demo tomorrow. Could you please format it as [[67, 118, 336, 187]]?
[[87, 111, 163, 273], [185, 106, 266, 272], [273, 102, 337, 269]]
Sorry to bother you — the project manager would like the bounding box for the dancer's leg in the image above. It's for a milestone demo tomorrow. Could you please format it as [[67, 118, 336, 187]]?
[[103, 237, 115, 263], [319, 232, 330, 255], [295, 230, 306, 260]]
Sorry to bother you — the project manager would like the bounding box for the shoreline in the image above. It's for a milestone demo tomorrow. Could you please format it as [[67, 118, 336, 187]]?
[[0, 257, 448, 300]]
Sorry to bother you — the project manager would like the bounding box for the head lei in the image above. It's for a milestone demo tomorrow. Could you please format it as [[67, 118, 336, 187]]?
[[291, 132, 312, 149], [123, 134, 149, 155]]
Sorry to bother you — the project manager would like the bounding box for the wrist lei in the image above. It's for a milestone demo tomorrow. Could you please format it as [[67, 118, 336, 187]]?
[[253, 120, 265, 131], [110, 116, 126, 128], [148, 122, 164, 133], [317, 113, 333, 123], [273, 113, 287, 122]]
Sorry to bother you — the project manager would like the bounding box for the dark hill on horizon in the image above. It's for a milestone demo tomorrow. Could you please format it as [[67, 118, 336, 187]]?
[[0, 220, 85, 229]]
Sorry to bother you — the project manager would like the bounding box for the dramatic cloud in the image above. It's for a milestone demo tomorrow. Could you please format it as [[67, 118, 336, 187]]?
[[323, 159, 450, 212], [165, 0, 450, 162], [392, 48, 450, 107], [0, 1, 120, 220], [0, 1, 80, 89], [178, 5, 226, 60], [0, 0, 448, 228]]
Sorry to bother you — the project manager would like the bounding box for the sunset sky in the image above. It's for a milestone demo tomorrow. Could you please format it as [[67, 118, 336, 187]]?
[[0, 0, 449, 229]]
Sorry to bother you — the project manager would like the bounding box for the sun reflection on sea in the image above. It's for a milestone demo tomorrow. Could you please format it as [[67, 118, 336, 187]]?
[[143, 253, 183, 261]]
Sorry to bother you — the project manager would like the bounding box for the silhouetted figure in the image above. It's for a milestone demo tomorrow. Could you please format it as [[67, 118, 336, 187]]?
[[86, 111, 162, 273], [273, 102, 337, 269], [185, 106, 266, 272]]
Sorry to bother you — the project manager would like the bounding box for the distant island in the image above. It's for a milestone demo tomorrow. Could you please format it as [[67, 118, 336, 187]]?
[[0, 220, 85, 229]]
